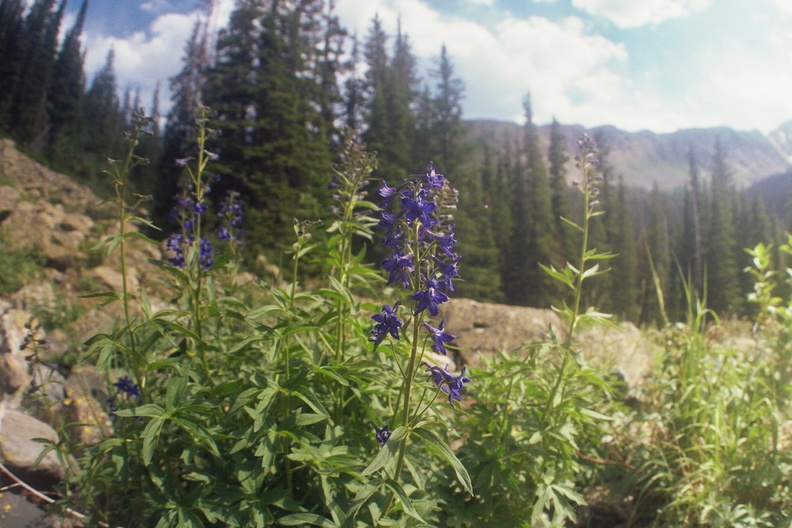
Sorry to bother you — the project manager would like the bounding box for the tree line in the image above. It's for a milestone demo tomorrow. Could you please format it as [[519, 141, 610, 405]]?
[[0, 0, 784, 323]]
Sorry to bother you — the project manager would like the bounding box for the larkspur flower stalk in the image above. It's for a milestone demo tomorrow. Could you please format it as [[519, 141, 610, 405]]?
[[540, 133, 612, 422], [102, 109, 155, 390], [163, 106, 219, 374], [326, 130, 379, 421], [372, 162, 467, 495]]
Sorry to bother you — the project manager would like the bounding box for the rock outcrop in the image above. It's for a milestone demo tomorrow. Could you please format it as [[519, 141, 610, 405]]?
[[444, 298, 653, 388]]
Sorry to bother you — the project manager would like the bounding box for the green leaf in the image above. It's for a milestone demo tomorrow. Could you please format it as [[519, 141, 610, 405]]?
[[349, 479, 383, 520], [579, 408, 613, 421], [382, 478, 428, 525], [539, 263, 574, 289], [294, 413, 328, 426], [292, 385, 330, 419], [122, 231, 159, 245], [276, 513, 335, 527], [142, 417, 165, 465], [412, 427, 473, 495], [362, 426, 408, 476], [116, 403, 166, 419]]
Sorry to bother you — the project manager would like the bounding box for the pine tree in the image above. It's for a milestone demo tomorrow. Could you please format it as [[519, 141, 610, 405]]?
[[157, 19, 209, 228], [204, 0, 333, 251], [686, 147, 704, 293], [705, 138, 740, 315], [342, 33, 364, 131], [84, 49, 121, 157], [548, 117, 575, 262], [362, 16, 418, 184], [431, 45, 466, 175], [502, 143, 531, 305], [10, 0, 62, 146], [520, 94, 559, 306], [641, 184, 671, 325], [46, 0, 87, 164], [0, 0, 27, 130]]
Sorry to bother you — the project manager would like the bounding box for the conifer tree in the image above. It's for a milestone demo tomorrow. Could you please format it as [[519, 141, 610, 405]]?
[[84, 49, 121, 157], [641, 184, 671, 325], [685, 147, 704, 293], [607, 177, 639, 321], [520, 94, 559, 306], [204, 0, 333, 251], [0, 0, 28, 130], [10, 0, 62, 146], [548, 117, 575, 262], [157, 19, 209, 228], [47, 0, 87, 164], [342, 33, 364, 131], [431, 45, 466, 176], [705, 138, 740, 314], [362, 16, 417, 184], [503, 144, 531, 305]]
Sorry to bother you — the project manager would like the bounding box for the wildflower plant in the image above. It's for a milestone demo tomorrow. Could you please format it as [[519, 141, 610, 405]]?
[[430, 134, 615, 527], [354, 162, 473, 524]]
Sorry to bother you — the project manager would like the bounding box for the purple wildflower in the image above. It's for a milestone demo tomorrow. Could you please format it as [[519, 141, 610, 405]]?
[[401, 188, 438, 228], [381, 253, 414, 288], [422, 318, 455, 355], [423, 162, 445, 188], [114, 375, 141, 399], [370, 422, 392, 445], [166, 234, 185, 268], [199, 236, 214, 270], [423, 363, 470, 407], [107, 375, 142, 421], [370, 301, 403, 349], [412, 279, 449, 317]]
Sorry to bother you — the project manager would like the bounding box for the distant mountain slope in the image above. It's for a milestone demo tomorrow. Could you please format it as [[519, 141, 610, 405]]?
[[466, 119, 792, 190]]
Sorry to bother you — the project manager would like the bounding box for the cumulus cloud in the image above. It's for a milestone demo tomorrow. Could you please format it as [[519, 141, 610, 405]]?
[[79, 0, 790, 134], [571, 0, 713, 28], [334, 0, 637, 127], [81, 0, 234, 116]]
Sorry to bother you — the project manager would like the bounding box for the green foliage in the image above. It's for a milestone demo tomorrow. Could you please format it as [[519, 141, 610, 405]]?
[[609, 242, 792, 526]]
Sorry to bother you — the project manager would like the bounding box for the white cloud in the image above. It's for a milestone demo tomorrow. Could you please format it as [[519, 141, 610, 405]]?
[[82, 0, 235, 116], [769, 0, 792, 16], [141, 0, 174, 14], [334, 1, 637, 127], [79, 0, 789, 135], [571, 0, 713, 28]]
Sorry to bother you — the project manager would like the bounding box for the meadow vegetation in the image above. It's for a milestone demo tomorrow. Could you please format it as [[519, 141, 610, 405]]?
[[10, 110, 787, 527]]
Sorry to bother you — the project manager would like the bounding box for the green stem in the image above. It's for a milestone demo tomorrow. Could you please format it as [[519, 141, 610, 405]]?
[[115, 125, 144, 385], [544, 160, 594, 423]]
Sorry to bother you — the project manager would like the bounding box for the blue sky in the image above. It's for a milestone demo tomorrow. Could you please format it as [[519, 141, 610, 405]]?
[[64, 0, 792, 134]]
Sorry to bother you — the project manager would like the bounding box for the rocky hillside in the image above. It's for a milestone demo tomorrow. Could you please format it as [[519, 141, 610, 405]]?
[[467, 119, 792, 189]]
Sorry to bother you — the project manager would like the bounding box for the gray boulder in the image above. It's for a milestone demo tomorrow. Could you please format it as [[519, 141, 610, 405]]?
[[0, 406, 66, 490]]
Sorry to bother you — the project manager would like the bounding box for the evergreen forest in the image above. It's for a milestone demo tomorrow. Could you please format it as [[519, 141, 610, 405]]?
[[0, 0, 787, 323]]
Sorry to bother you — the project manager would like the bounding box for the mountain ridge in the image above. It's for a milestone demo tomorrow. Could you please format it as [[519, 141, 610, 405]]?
[[465, 119, 792, 190]]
